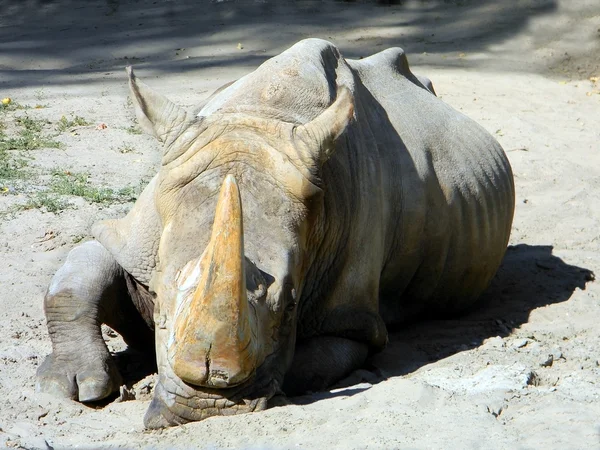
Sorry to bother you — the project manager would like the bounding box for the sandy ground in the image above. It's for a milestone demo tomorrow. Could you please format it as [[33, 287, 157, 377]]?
[[1, 0, 599, 448]]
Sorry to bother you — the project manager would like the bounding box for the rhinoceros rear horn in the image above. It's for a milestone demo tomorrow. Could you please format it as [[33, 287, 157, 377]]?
[[295, 85, 354, 166], [126, 66, 188, 145]]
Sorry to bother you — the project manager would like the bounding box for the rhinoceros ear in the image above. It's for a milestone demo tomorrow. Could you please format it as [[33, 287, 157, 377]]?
[[295, 85, 354, 166], [126, 66, 188, 144]]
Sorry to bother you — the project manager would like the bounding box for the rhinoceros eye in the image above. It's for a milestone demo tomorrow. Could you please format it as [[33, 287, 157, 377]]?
[[283, 286, 297, 318]]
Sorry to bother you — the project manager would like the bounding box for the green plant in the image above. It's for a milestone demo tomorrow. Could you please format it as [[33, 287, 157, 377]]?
[[72, 234, 86, 244], [0, 148, 30, 180], [124, 124, 142, 135], [0, 102, 29, 113], [57, 115, 91, 132], [49, 170, 138, 204], [16, 115, 44, 133], [0, 115, 60, 151], [22, 192, 70, 213], [0, 132, 61, 151], [118, 144, 136, 153]]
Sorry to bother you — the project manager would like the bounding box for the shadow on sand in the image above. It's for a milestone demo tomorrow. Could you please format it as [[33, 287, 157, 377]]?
[[0, 0, 559, 89], [104, 247, 594, 406], [295, 244, 594, 404]]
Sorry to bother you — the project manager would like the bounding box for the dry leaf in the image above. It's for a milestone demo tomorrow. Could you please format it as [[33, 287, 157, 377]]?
[[96, 123, 108, 130]]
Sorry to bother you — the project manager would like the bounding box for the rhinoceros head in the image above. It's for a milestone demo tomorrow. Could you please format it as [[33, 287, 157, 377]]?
[[126, 68, 354, 427]]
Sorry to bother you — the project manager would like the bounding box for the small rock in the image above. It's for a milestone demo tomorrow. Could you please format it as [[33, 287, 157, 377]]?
[[540, 354, 554, 367], [482, 336, 505, 349], [133, 374, 156, 401], [114, 385, 135, 403], [101, 325, 118, 338], [512, 338, 529, 349]]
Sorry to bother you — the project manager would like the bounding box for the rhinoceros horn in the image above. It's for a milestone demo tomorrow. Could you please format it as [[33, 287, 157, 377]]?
[[295, 85, 355, 166], [126, 66, 189, 145], [170, 174, 259, 388]]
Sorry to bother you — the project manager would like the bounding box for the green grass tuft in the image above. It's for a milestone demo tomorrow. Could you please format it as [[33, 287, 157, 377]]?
[[0, 102, 30, 113], [57, 115, 91, 132], [50, 170, 138, 204], [0, 115, 61, 151], [22, 192, 70, 213], [118, 144, 136, 154], [124, 124, 142, 135], [0, 148, 30, 180]]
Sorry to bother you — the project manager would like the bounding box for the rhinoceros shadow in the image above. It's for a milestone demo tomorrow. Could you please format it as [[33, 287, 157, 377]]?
[[293, 244, 594, 404]]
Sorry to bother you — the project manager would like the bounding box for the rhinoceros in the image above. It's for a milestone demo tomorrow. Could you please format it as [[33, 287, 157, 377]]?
[[36, 38, 514, 427]]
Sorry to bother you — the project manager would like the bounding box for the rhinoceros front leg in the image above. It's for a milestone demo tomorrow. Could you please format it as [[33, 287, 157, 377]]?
[[282, 337, 369, 396], [36, 240, 152, 402]]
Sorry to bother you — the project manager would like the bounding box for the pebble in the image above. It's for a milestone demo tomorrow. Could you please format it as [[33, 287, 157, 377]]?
[[114, 385, 135, 403], [513, 338, 529, 349], [540, 354, 554, 367], [482, 336, 505, 349]]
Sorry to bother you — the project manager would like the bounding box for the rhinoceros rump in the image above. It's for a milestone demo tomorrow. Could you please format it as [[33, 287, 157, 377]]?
[[36, 39, 514, 428]]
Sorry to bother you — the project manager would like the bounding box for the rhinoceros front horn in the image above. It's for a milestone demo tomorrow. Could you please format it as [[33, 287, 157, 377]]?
[[169, 174, 259, 388]]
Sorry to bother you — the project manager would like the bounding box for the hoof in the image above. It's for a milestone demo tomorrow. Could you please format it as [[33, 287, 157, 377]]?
[[36, 353, 121, 402]]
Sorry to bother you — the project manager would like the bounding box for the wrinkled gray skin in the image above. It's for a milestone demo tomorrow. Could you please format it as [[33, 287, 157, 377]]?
[[36, 39, 515, 428]]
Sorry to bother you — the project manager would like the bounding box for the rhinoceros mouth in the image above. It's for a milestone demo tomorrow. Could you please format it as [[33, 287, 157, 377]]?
[[144, 362, 280, 428], [144, 381, 268, 428]]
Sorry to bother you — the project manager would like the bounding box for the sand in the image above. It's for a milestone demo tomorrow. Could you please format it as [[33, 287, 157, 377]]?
[[0, 0, 599, 448]]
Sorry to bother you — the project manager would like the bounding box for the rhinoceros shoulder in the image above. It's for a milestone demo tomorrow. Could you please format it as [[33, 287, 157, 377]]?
[[92, 174, 160, 286]]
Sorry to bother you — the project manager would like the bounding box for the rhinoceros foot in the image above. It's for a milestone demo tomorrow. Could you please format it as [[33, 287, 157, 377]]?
[[36, 350, 122, 402]]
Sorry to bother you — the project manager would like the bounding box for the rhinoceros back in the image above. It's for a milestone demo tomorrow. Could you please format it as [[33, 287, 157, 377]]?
[[347, 47, 515, 321]]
